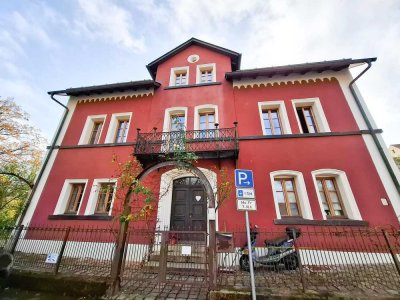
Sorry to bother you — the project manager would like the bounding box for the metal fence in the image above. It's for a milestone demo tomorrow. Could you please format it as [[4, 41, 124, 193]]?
[[217, 227, 400, 297], [1, 225, 400, 297], [0, 225, 117, 278]]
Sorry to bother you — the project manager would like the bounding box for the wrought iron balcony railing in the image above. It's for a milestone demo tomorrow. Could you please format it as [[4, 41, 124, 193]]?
[[134, 125, 238, 161]]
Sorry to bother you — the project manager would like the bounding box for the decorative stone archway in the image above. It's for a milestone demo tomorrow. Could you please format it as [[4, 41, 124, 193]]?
[[110, 161, 218, 292]]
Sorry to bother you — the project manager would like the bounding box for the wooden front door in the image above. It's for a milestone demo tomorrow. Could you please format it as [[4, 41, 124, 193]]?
[[170, 177, 207, 232]]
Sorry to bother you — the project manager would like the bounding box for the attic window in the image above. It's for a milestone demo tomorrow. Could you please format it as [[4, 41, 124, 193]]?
[[196, 63, 216, 84], [169, 66, 189, 87]]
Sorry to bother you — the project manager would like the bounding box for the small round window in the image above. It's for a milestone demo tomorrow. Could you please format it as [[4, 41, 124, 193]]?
[[187, 54, 199, 63]]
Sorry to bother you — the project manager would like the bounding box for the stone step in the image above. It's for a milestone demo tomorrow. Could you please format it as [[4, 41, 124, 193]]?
[[143, 261, 207, 275], [149, 253, 206, 264]]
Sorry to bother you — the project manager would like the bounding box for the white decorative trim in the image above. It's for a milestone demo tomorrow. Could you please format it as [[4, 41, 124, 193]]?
[[76, 89, 155, 103], [78, 114, 107, 145], [105, 112, 132, 143], [269, 170, 313, 220], [258, 101, 292, 135], [53, 179, 88, 215], [292, 97, 330, 133], [231, 71, 339, 89], [156, 168, 218, 234], [84, 178, 117, 216], [311, 169, 362, 220], [162, 107, 188, 132], [21, 98, 77, 225], [169, 66, 189, 86], [196, 63, 216, 84], [194, 104, 219, 130]]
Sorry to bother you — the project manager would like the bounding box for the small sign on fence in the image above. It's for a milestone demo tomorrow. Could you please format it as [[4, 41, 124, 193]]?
[[181, 245, 192, 256], [45, 253, 58, 264]]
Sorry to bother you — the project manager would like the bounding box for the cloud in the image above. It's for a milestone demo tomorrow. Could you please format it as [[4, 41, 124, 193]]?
[[74, 0, 145, 52]]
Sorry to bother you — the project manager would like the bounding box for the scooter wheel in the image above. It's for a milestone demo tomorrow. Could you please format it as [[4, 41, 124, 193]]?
[[283, 253, 298, 270], [239, 256, 250, 272]]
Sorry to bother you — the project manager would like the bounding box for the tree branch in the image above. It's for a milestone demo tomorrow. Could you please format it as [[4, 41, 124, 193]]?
[[0, 172, 34, 189]]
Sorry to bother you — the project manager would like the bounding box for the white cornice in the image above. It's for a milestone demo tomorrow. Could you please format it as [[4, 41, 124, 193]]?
[[74, 88, 155, 103], [231, 70, 343, 89]]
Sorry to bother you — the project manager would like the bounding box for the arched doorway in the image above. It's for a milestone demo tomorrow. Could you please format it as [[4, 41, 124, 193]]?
[[170, 177, 207, 232]]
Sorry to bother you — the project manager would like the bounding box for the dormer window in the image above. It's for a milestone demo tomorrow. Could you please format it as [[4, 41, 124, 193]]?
[[170, 66, 189, 87], [196, 63, 216, 84]]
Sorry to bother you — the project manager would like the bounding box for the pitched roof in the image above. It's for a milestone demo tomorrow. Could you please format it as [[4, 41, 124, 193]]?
[[390, 144, 400, 149], [225, 57, 377, 80], [146, 37, 242, 79], [48, 80, 160, 96]]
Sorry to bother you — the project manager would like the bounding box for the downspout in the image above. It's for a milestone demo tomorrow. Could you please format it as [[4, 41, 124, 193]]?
[[349, 61, 400, 195], [17, 92, 69, 226]]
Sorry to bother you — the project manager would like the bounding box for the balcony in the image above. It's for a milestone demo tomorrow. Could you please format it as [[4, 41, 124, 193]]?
[[134, 125, 239, 165]]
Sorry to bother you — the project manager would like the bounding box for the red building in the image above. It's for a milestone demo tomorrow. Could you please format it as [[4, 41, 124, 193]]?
[[20, 38, 400, 232]]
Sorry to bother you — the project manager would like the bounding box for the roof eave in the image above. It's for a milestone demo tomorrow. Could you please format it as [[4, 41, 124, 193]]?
[[225, 57, 377, 81]]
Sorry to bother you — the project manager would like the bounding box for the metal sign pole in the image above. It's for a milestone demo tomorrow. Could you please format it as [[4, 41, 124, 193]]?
[[245, 210, 256, 300]]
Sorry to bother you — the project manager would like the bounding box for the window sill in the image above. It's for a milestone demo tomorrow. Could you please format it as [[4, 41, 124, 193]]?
[[164, 82, 221, 90], [48, 215, 113, 221], [274, 218, 368, 226]]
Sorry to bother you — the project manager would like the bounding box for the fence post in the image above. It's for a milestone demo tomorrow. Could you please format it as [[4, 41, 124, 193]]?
[[292, 229, 306, 292], [158, 231, 167, 284], [382, 229, 400, 276], [9, 225, 24, 254], [54, 227, 71, 275]]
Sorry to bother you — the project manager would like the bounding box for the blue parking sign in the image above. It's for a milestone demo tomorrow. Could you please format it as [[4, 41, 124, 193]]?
[[235, 169, 254, 188]]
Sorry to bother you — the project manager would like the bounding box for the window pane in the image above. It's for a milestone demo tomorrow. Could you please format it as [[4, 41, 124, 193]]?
[[276, 191, 285, 203], [208, 114, 215, 122], [284, 180, 294, 191], [289, 203, 300, 216], [287, 192, 297, 203], [274, 180, 283, 192], [317, 180, 323, 191], [325, 179, 335, 191], [279, 203, 288, 216]]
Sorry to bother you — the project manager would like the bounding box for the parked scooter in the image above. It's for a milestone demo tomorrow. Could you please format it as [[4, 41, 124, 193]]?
[[239, 226, 301, 271]]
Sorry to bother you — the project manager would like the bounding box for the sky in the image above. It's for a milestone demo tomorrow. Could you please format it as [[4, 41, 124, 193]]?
[[1, 0, 399, 146]]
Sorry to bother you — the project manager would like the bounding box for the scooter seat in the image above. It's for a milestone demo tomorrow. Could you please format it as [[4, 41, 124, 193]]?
[[264, 236, 287, 247]]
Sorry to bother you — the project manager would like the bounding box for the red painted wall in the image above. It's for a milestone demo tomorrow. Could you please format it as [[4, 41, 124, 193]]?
[[29, 44, 398, 229]]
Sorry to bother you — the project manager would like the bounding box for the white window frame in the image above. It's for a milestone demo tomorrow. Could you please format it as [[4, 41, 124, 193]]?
[[78, 115, 107, 145], [311, 169, 362, 220], [258, 101, 291, 135], [196, 63, 216, 84], [163, 107, 188, 132], [169, 66, 189, 87], [194, 104, 219, 131], [105, 112, 132, 143], [84, 178, 118, 216], [270, 170, 313, 220], [54, 179, 88, 215], [292, 97, 330, 133]]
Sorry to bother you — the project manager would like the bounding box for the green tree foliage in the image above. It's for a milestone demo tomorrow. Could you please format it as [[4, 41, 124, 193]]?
[[0, 97, 46, 226]]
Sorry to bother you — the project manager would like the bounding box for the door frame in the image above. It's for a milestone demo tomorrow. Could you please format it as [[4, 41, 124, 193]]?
[[156, 167, 218, 241]]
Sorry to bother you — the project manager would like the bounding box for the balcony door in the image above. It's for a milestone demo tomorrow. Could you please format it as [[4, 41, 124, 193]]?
[[170, 177, 207, 235]]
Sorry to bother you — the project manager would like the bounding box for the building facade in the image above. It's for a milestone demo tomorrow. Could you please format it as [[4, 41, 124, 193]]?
[[21, 38, 400, 233]]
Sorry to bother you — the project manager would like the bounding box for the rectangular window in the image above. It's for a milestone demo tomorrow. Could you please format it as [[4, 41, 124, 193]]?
[[199, 112, 215, 130], [65, 183, 85, 214], [95, 183, 115, 214], [296, 107, 318, 133], [274, 178, 301, 217], [175, 71, 187, 86], [170, 114, 185, 131], [317, 178, 346, 217], [114, 119, 129, 143], [200, 70, 213, 83], [88, 121, 103, 144], [262, 109, 282, 135]]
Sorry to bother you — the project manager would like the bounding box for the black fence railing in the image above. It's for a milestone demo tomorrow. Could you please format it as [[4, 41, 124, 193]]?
[[134, 127, 238, 158], [0, 225, 399, 297], [217, 227, 400, 296]]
